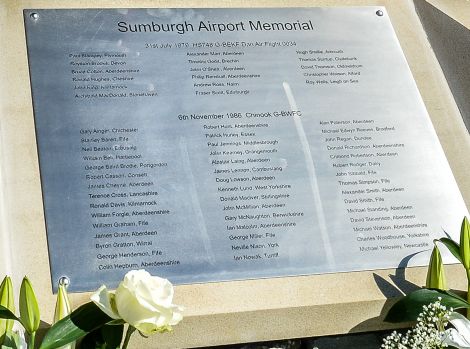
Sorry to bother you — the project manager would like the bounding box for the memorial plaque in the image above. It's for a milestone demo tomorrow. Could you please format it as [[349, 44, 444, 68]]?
[[24, 7, 468, 292]]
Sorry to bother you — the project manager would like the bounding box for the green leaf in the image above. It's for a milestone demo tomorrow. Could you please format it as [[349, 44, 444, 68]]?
[[80, 324, 124, 349], [80, 329, 106, 349], [19, 277, 40, 334], [39, 302, 113, 349], [384, 288, 470, 323], [101, 324, 124, 349], [460, 217, 470, 269], [436, 237, 462, 263], [0, 306, 19, 322]]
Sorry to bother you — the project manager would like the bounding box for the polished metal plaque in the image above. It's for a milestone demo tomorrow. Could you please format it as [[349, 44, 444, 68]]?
[[24, 8, 468, 292]]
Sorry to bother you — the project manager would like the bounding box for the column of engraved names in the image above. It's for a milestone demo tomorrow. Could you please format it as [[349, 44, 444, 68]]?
[[198, 112, 305, 262], [186, 46, 257, 96], [320, 119, 431, 252], [295, 48, 363, 87], [68, 51, 157, 99], [79, 127, 180, 272]]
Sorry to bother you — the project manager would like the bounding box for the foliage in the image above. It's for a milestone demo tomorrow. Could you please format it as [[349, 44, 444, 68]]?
[[0, 270, 183, 349], [382, 299, 451, 349], [386, 217, 470, 324], [385, 289, 470, 323], [383, 217, 470, 348]]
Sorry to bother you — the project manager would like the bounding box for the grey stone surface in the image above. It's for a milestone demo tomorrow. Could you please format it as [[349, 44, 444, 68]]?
[[414, 0, 470, 133]]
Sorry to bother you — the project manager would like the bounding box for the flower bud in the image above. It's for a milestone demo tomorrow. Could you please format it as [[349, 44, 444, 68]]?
[[53, 284, 71, 324], [426, 244, 447, 290], [53, 283, 75, 349], [19, 277, 40, 334], [460, 217, 470, 270], [0, 276, 15, 338]]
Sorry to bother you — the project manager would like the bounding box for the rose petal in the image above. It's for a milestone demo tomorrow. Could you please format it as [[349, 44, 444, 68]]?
[[169, 305, 184, 326], [90, 285, 120, 320], [148, 277, 174, 306], [133, 320, 171, 335], [125, 270, 174, 307], [115, 282, 157, 326]]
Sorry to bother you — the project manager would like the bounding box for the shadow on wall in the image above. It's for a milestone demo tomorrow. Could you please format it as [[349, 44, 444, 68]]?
[[349, 253, 421, 333], [413, 0, 470, 133]]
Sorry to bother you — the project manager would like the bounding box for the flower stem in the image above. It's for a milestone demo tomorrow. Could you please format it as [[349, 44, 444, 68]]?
[[466, 269, 470, 318], [29, 331, 36, 349], [122, 325, 136, 349]]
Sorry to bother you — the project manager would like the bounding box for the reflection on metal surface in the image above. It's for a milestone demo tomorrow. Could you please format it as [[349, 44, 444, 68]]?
[[24, 7, 468, 292], [283, 81, 334, 267]]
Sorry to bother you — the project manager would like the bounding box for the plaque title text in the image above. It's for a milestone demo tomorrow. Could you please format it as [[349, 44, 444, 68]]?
[[117, 20, 315, 35]]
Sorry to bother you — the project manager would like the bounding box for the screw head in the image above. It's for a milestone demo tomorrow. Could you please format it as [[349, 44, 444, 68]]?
[[30, 12, 39, 20], [376, 10, 384, 16], [58, 276, 70, 287]]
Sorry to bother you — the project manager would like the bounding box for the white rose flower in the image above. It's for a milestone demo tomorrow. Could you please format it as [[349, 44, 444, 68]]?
[[91, 270, 183, 335]]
